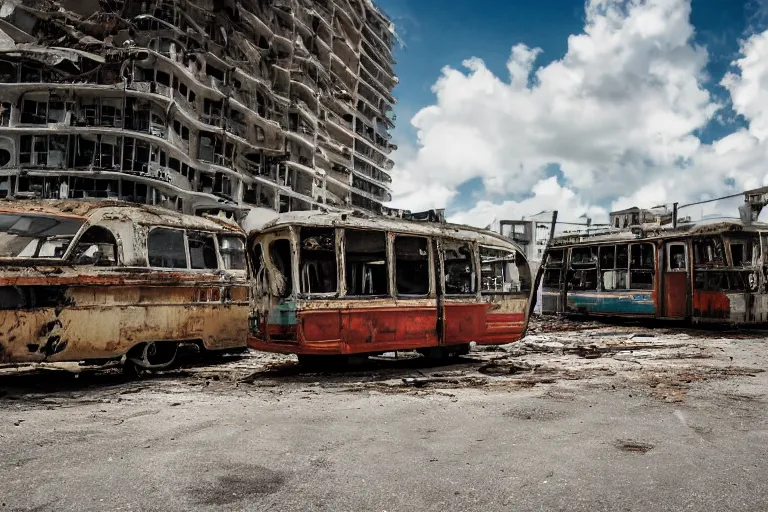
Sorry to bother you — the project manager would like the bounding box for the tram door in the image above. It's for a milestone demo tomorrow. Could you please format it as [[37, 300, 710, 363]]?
[[662, 241, 689, 318]]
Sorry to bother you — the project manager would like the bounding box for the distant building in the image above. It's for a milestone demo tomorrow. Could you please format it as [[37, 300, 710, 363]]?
[[493, 212, 556, 314], [609, 206, 672, 229], [0, 0, 398, 229]]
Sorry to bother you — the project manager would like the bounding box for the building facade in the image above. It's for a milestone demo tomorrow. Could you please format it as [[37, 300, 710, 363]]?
[[0, 0, 397, 227]]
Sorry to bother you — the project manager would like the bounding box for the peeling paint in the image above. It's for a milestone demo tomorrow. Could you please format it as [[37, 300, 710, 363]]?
[[0, 199, 248, 365]]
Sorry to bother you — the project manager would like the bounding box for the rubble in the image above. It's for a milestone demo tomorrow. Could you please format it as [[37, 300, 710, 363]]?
[[2, 316, 765, 406]]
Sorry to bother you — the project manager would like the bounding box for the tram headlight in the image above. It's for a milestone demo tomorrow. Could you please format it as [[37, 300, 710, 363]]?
[[749, 271, 759, 292]]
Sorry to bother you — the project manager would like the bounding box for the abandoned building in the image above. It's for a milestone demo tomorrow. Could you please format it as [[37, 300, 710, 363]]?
[[0, 0, 398, 227]]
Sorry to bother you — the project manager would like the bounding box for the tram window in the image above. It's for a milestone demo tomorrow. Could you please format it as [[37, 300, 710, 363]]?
[[616, 244, 629, 268], [731, 243, 746, 266], [345, 230, 388, 296], [667, 244, 685, 270], [598, 245, 627, 291], [568, 269, 598, 290], [629, 243, 656, 290], [632, 243, 655, 269], [219, 236, 247, 270], [443, 240, 475, 295], [545, 249, 563, 267], [543, 269, 561, 287], [72, 226, 117, 266], [480, 247, 523, 293], [299, 228, 337, 294], [269, 238, 294, 298], [599, 246, 615, 269], [188, 231, 218, 269], [148, 228, 187, 268], [694, 237, 724, 266], [570, 247, 597, 266], [395, 236, 430, 296], [568, 246, 597, 291]]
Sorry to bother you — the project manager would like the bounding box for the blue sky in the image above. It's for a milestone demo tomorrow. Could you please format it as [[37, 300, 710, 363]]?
[[380, 0, 754, 139], [375, 0, 768, 223]]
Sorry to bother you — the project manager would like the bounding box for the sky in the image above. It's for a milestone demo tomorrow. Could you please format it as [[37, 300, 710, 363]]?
[[375, 0, 768, 227]]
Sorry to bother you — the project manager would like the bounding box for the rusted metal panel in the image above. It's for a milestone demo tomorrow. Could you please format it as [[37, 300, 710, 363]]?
[[0, 200, 249, 365], [443, 303, 484, 344], [692, 291, 730, 320], [663, 273, 687, 318]]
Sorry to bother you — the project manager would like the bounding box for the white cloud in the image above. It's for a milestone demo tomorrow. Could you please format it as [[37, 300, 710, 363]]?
[[388, 0, 768, 228], [448, 176, 609, 228]]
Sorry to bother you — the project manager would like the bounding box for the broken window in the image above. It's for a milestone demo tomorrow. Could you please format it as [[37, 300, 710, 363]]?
[[728, 236, 757, 267], [269, 238, 294, 298], [21, 99, 47, 124], [666, 243, 685, 271], [345, 229, 387, 296], [299, 228, 337, 294], [100, 103, 123, 127], [96, 136, 121, 169], [188, 231, 219, 270], [443, 240, 475, 295], [395, 236, 430, 295], [219, 236, 247, 270], [72, 226, 118, 266], [731, 243, 745, 267], [122, 138, 151, 173], [599, 245, 628, 291], [0, 213, 83, 258], [693, 237, 725, 266], [0, 102, 9, 126], [47, 97, 69, 123], [480, 247, 520, 292], [542, 249, 564, 289], [20, 63, 43, 83], [206, 64, 225, 82], [630, 243, 656, 289], [73, 136, 96, 167], [173, 120, 190, 141], [545, 249, 564, 267], [147, 228, 187, 268], [199, 133, 215, 162], [568, 246, 598, 291], [203, 99, 224, 125], [156, 70, 171, 87], [18, 135, 48, 166], [0, 60, 16, 83], [80, 99, 98, 126]]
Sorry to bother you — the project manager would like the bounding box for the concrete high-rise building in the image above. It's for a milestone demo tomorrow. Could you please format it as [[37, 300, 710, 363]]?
[[0, 0, 397, 228]]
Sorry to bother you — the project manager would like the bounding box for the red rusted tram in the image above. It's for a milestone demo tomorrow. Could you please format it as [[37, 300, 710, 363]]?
[[247, 212, 534, 362], [541, 189, 768, 325]]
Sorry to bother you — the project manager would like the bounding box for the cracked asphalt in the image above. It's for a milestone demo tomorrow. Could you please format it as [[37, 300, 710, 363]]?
[[2, 317, 768, 511]]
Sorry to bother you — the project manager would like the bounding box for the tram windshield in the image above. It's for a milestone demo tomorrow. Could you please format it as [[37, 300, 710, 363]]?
[[0, 213, 83, 258]]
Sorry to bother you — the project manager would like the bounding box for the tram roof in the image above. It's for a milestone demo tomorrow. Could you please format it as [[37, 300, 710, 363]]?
[[255, 210, 522, 249], [0, 199, 243, 233], [550, 218, 768, 247]]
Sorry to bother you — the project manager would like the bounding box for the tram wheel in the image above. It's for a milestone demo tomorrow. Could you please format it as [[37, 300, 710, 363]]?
[[126, 341, 179, 371], [121, 359, 143, 379], [418, 345, 471, 359]]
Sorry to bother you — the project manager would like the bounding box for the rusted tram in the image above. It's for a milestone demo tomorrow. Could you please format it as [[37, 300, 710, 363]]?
[[541, 214, 768, 325], [0, 200, 249, 369], [247, 211, 534, 362]]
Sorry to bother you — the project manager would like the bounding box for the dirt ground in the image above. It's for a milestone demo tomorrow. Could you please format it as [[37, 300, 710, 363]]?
[[2, 316, 768, 511]]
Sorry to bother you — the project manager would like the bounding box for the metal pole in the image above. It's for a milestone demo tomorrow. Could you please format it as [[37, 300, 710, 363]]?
[[672, 202, 678, 229]]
